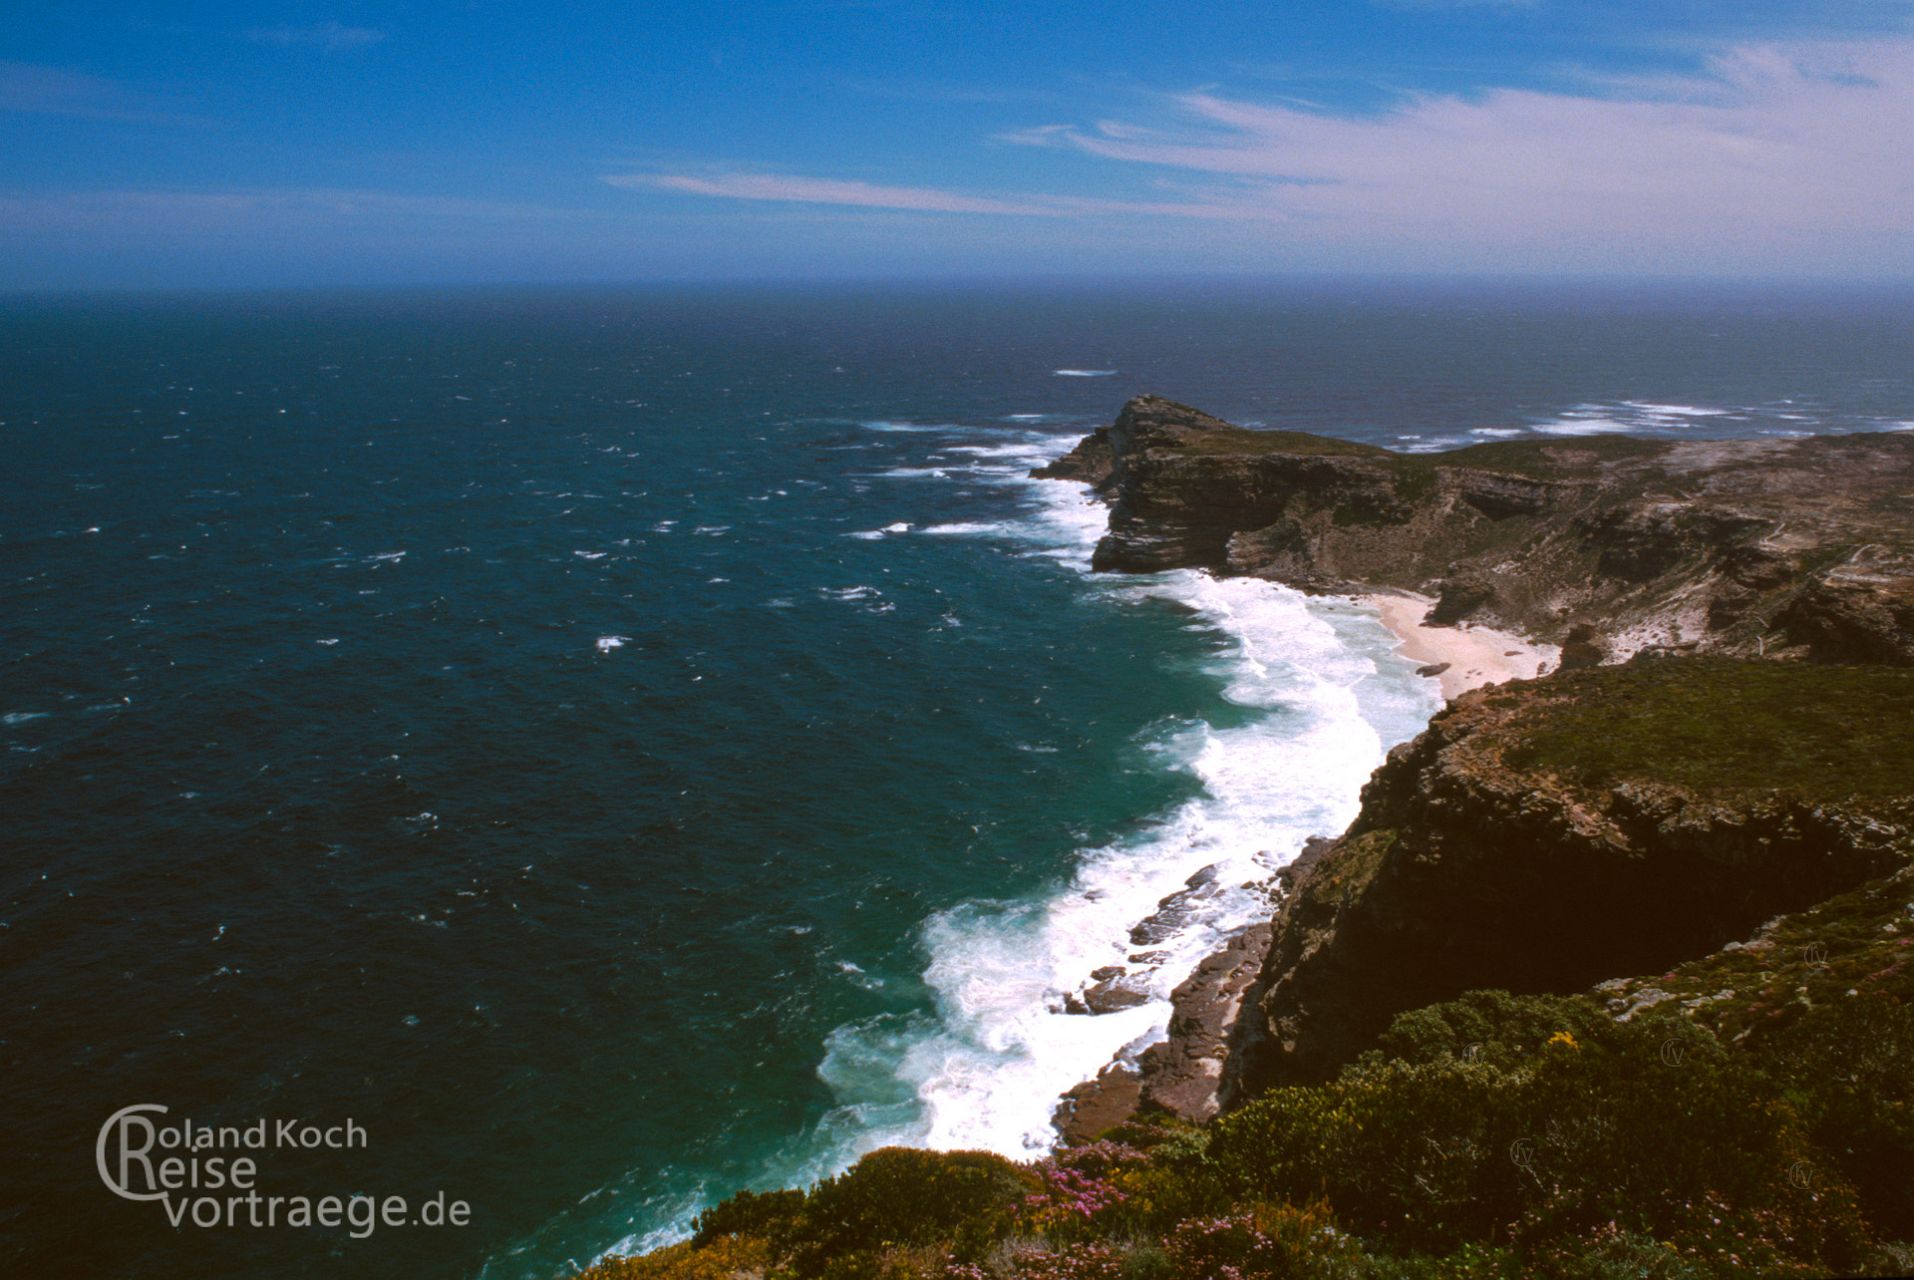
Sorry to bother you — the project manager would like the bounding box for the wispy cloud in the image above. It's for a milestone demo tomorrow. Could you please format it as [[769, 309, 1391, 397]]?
[[1373, 0, 1538, 10], [616, 172, 1059, 215], [0, 188, 592, 236], [244, 21, 387, 51], [616, 38, 1914, 274], [609, 170, 1270, 221], [1000, 38, 1914, 270], [0, 60, 198, 124]]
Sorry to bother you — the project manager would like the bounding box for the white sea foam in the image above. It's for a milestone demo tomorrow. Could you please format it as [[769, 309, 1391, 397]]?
[[595, 636, 628, 654], [1530, 415, 1631, 436], [606, 424, 1444, 1258], [1528, 400, 1738, 438], [919, 521, 1014, 536], [802, 432, 1439, 1163], [861, 420, 975, 433], [944, 442, 1055, 460], [1052, 369, 1117, 378], [1619, 401, 1728, 418]]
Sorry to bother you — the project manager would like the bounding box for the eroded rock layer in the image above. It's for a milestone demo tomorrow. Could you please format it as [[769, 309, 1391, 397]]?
[[1035, 395, 1914, 663]]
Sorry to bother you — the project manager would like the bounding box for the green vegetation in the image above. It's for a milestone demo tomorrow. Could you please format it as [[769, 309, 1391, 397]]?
[[577, 922, 1914, 1279], [1441, 436, 1671, 477], [1170, 426, 1394, 459], [1501, 659, 1914, 798], [1167, 423, 1671, 484], [1167, 426, 1666, 524], [574, 659, 1914, 1280]]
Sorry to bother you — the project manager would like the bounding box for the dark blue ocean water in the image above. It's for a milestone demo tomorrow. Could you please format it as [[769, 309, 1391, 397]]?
[[4, 280, 1912, 1279]]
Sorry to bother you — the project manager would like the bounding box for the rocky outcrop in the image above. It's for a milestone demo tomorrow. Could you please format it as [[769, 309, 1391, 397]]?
[[1054, 659, 1914, 1136], [1037, 396, 1914, 664], [1226, 660, 1914, 1099], [1040, 398, 1914, 1140]]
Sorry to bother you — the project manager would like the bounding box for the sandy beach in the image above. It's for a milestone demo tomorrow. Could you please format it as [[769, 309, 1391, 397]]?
[[1362, 591, 1558, 701]]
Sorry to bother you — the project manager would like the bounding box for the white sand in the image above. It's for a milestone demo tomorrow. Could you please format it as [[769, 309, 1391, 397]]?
[[1362, 592, 1558, 701]]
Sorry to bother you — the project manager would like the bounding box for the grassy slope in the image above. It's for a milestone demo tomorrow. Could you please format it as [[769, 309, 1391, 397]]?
[[1503, 659, 1914, 799]]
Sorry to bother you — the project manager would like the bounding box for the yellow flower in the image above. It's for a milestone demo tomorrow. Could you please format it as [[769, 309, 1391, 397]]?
[[1546, 1030, 1580, 1050]]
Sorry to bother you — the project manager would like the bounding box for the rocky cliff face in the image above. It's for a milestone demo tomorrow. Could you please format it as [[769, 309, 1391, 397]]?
[[1228, 661, 1914, 1097], [1035, 396, 1914, 664], [1063, 659, 1914, 1130]]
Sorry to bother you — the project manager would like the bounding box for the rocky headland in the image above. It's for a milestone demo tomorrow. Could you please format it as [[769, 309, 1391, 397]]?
[[591, 398, 1914, 1280], [1044, 395, 1914, 1137], [1036, 394, 1914, 665]]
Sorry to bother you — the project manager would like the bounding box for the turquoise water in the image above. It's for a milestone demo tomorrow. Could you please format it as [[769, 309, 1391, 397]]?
[[4, 281, 1913, 1279]]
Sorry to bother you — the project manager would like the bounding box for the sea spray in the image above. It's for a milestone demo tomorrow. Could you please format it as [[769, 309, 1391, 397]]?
[[794, 434, 1439, 1160]]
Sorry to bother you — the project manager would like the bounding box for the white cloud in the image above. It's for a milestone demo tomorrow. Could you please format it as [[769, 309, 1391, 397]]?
[[608, 171, 1271, 221], [0, 60, 197, 124], [607, 39, 1914, 274], [245, 21, 387, 51], [1006, 39, 1914, 271], [613, 173, 1060, 216]]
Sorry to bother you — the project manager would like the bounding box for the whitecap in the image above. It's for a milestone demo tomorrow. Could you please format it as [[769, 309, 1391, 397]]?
[[1052, 369, 1116, 377], [3, 712, 50, 726], [1529, 415, 1631, 437], [919, 522, 1014, 536], [1619, 401, 1728, 418], [792, 436, 1440, 1166], [595, 636, 628, 653]]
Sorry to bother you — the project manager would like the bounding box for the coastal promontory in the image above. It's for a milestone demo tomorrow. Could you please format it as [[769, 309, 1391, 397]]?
[[1037, 395, 1914, 665]]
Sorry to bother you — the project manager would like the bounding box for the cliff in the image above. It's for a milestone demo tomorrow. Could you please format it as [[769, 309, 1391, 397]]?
[[1225, 658, 1914, 1097], [1035, 395, 1914, 664], [593, 400, 1914, 1280]]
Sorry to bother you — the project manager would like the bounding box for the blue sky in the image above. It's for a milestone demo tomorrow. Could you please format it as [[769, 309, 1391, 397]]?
[[4, 1, 1913, 287]]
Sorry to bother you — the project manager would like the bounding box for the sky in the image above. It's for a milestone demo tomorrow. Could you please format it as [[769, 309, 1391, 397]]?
[[3, 1, 1914, 288]]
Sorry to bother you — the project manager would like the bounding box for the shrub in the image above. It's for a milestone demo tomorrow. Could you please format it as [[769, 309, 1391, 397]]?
[[1371, 991, 1616, 1069], [1181, 1011, 1862, 1268], [581, 1233, 770, 1279], [949, 1240, 1131, 1279], [1755, 990, 1914, 1237], [1165, 1201, 1369, 1279], [692, 1186, 805, 1246], [1018, 1142, 1149, 1239], [787, 1148, 1037, 1277]]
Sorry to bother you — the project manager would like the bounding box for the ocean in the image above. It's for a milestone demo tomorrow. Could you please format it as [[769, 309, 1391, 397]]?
[[4, 279, 1912, 1279]]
